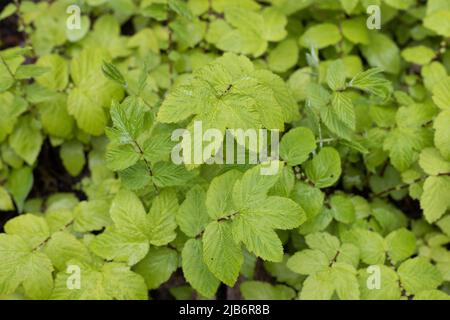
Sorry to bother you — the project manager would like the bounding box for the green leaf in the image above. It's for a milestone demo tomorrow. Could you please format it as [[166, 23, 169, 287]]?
[[432, 76, 450, 110], [268, 39, 299, 73], [232, 214, 284, 262], [288, 67, 313, 101], [232, 164, 280, 209], [142, 130, 176, 164], [168, 0, 194, 20], [43, 231, 92, 271], [299, 23, 342, 49], [6, 167, 33, 213], [177, 185, 211, 237], [287, 249, 329, 275], [326, 59, 346, 91], [422, 62, 447, 92], [280, 127, 316, 166], [118, 162, 152, 190], [349, 68, 392, 99], [291, 182, 324, 218], [414, 290, 450, 300], [66, 16, 90, 42], [331, 263, 360, 300], [306, 82, 331, 112], [424, 10, 450, 37], [336, 243, 360, 268], [68, 48, 124, 135], [434, 110, 450, 160], [358, 265, 401, 300], [133, 247, 178, 290], [383, 127, 429, 172], [437, 215, 450, 237], [419, 148, 450, 176], [4, 214, 49, 248], [385, 228, 416, 264], [250, 69, 299, 123], [156, 84, 199, 124], [240, 281, 295, 300], [340, 0, 359, 14], [73, 200, 111, 232], [67, 87, 108, 136], [342, 228, 386, 265], [396, 102, 437, 129], [398, 257, 443, 295], [60, 141, 85, 176], [14, 65, 49, 80], [88, 191, 150, 264], [261, 7, 287, 42], [221, 7, 266, 57], [330, 194, 356, 224], [152, 162, 197, 188], [37, 93, 74, 139], [0, 186, 14, 211], [102, 61, 126, 86], [89, 227, 149, 266], [51, 259, 148, 300], [109, 190, 148, 238], [105, 143, 140, 171], [9, 115, 43, 165], [51, 262, 109, 300], [141, 3, 168, 20], [0, 92, 27, 142], [35, 54, 69, 91], [158, 53, 289, 140], [206, 170, 243, 220], [182, 239, 220, 298], [269, 166, 295, 197], [306, 232, 340, 261], [0, 3, 16, 21], [242, 195, 306, 231], [147, 189, 179, 246], [384, 0, 415, 9], [203, 221, 243, 286], [0, 50, 23, 92], [0, 234, 53, 299], [299, 269, 334, 300], [321, 92, 355, 140], [342, 17, 369, 44], [402, 46, 435, 65], [170, 17, 206, 49], [420, 176, 450, 223], [101, 263, 148, 300], [361, 33, 400, 74], [304, 147, 342, 188]]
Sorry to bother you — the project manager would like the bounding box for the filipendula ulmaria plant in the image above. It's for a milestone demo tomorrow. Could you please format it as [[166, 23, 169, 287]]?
[[1, 0, 450, 300]]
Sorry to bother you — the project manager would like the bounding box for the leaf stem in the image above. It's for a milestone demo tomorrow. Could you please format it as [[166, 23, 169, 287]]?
[[0, 55, 16, 81], [132, 140, 160, 194], [32, 220, 74, 252], [373, 172, 450, 198]]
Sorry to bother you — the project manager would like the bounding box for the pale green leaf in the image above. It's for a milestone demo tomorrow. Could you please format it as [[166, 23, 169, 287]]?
[[398, 257, 443, 295], [182, 239, 220, 298], [133, 247, 178, 290], [203, 221, 243, 286]]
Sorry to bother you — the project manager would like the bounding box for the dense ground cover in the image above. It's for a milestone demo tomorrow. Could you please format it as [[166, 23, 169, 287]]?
[[0, 0, 449, 300]]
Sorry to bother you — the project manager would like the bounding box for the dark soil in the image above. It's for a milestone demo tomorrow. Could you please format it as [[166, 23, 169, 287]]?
[[0, 140, 88, 231], [0, 1, 25, 50], [32, 140, 88, 201]]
